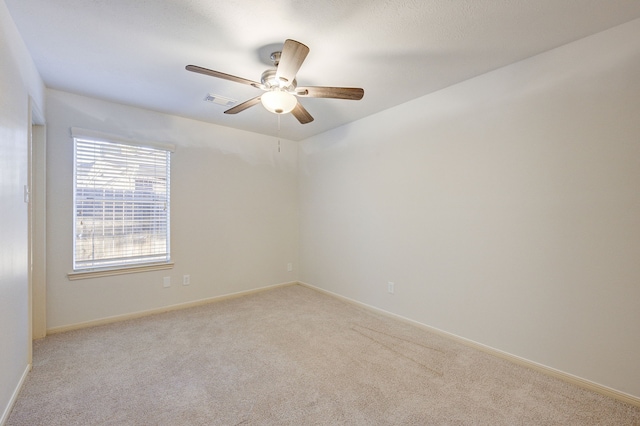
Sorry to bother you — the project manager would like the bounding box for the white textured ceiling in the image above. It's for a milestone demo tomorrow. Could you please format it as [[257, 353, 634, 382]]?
[[6, 0, 640, 141]]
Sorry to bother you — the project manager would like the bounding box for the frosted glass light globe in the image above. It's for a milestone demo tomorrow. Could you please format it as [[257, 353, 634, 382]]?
[[261, 90, 297, 114]]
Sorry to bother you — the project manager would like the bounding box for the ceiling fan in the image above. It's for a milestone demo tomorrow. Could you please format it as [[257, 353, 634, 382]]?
[[186, 39, 364, 124]]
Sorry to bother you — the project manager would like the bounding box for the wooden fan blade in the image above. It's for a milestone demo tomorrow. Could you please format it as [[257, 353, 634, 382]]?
[[186, 65, 263, 89], [295, 86, 364, 100], [224, 96, 262, 114], [275, 39, 309, 85], [291, 101, 314, 124]]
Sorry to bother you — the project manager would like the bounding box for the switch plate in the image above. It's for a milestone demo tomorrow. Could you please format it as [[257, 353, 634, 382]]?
[[163, 276, 171, 288], [183, 275, 190, 286], [387, 281, 395, 294], [287, 263, 293, 272]]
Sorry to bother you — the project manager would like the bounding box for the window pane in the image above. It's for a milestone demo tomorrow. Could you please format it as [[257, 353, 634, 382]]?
[[74, 137, 170, 270]]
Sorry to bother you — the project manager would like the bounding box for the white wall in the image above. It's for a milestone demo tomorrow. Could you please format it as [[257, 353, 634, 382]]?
[[45, 90, 299, 330], [0, 0, 45, 422], [299, 18, 640, 398]]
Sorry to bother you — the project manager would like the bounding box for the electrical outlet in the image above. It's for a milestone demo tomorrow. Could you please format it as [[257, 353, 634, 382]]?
[[287, 263, 293, 272], [163, 276, 171, 288], [387, 281, 395, 294], [183, 275, 190, 286]]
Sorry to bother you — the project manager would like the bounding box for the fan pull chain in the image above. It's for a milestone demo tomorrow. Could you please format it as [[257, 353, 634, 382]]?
[[277, 114, 281, 153]]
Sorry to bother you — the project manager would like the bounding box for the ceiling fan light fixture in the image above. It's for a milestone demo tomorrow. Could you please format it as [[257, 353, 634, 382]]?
[[261, 90, 297, 114]]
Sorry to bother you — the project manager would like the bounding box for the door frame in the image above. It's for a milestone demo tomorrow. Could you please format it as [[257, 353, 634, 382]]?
[[29, 97, 46, 345]]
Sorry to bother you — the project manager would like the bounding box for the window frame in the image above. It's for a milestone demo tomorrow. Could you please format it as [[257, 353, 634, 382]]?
[[69, 128, 175, 279]]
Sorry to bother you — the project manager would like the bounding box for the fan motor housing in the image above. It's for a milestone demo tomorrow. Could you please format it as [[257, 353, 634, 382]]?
[[261, 69, 297, 91]]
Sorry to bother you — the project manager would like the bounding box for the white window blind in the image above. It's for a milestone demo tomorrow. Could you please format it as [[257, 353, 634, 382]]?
[[73, 131, 172, 271]]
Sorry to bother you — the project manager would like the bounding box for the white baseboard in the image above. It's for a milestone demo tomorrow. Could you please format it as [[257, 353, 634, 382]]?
[[47, 281, 298, 335], [298, 281, 640, 408], [1, 364, 30, 426]]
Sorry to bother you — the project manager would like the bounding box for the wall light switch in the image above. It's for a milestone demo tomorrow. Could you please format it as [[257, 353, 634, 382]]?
[[163, 276, 171, 288], [183, 275, 190, 286], [388, 281, 395, 294], [287, 263, 293, 272]]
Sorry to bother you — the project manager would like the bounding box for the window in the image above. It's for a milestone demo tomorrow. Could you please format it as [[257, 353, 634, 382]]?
[[72, 128, 173, 272]]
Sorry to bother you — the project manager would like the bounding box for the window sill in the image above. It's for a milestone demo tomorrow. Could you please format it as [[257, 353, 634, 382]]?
[[67, 262, 174, 280]]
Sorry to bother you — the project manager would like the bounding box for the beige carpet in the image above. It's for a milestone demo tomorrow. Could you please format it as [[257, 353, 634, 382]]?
[[7, 284, 640, 425]]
